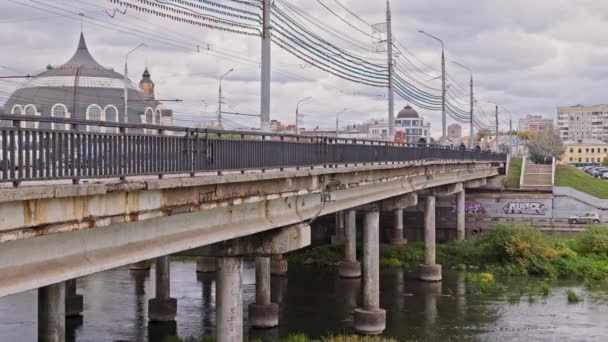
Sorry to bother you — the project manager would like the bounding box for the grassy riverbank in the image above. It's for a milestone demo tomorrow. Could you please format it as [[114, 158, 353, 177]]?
[[289, 224, 608, 282], [163, 335, 398, 342], [555, 165, 608, 199]]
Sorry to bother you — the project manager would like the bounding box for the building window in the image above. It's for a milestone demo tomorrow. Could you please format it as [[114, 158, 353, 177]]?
[[570, 148, 574, 153], [51, 104, 70, 130], [592, 148, 595, 153], [145, 108, 154, 124], [11, 105, 22, 115], [154, 109, 161, 125], [86, 104, 104, 132], [24, 104, 39, 129], [104, 105, 119, 133]]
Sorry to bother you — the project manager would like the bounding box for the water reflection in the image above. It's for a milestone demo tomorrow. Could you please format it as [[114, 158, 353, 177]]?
[[0, 261, 607, 341]]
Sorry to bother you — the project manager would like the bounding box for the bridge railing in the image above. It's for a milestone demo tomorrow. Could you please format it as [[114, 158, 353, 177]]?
[[0, 115, 506, 186]]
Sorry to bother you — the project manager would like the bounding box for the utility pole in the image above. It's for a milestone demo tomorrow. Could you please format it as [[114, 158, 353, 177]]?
[[509, 114, 513, 156], [386, 0, 395, 141], [453, 62, 473, 147], [495, 105, 499, 152], [260, 0, 271, 132], [296, 96, 312, 134]]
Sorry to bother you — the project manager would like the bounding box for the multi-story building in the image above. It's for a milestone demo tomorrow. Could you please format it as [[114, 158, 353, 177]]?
[[519, 114, 554, 133], [557, 105, 608, 142], [447, 123, 462, 140], [561, 138, 608, 165], [367, 105, 431, 143]]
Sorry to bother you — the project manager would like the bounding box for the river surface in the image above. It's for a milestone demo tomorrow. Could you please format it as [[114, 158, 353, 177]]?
[[1, 260, 607, 341]]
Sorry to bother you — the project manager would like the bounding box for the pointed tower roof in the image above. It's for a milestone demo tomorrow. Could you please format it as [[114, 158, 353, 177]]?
[[64, 33, 102, 67]]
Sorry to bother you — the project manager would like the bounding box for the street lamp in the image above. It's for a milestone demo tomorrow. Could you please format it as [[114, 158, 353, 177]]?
[[124, 43, 146, 123], [453, 61, 474, 147], [218, 68, 234, 129], [336, 108, 350, 137], [295, 96, 312, 134], [418, 30, 446, 141]]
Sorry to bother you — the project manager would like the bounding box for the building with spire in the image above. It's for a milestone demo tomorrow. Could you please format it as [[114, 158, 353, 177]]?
[[2, 33, 172, 130]]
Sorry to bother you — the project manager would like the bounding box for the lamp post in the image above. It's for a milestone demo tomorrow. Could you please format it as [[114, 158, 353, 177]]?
[[418, 30, 446, 140], [453, 61, 474, 147], [295, 96, 312, 134], [124, 43, 146, 123], [218, 68, 234, 129]]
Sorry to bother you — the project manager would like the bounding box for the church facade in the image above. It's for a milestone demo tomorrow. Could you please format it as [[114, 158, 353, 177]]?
[[2, 33, 172, 130]]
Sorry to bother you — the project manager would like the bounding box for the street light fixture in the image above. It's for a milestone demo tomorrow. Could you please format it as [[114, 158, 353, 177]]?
[[452, 61, 474, 147], [295, 96, 312, 134], [124, 43, 147, 123], [218, 68, 234, 129], [418, 30, 446, 141]]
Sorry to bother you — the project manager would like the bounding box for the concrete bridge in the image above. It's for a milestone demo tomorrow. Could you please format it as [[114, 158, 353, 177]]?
[[0, 115, 505, 341]]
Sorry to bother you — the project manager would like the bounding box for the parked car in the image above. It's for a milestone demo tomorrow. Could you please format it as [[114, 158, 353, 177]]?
[[602, 172, 608, 180], [569, 212, 601, 224], [583, 166, 594, 172], [591, 167, 608, 177], [587, 166, 600, 174]]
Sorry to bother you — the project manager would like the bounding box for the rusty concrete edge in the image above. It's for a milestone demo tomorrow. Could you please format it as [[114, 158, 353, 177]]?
[[0, 160, 502, 203]]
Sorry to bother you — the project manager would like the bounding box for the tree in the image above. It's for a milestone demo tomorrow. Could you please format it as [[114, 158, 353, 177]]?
[[518, 130, 536, 140], [528, 126, 565, 164], [603, 157, 608, 167]]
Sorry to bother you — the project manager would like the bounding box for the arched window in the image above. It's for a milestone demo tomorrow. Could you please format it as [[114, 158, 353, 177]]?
[[145, 108, 154, 124], [24, 104, 39, 128], [11, 105, 22, 115], [104, 105, 118, 133], [154, 109, 162, 125], [86, 104, 104, 132], [51, 104, 69, 130]]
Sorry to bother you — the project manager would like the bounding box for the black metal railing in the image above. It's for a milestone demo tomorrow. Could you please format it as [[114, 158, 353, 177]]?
[[0, 115, 506, 186]]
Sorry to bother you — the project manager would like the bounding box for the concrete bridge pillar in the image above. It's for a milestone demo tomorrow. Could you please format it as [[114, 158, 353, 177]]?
[[129, 260, 151, 271], [216, 257, 243, 342], [270, 254, 288, 277], [249, 257, 279, 328], [65, 279, 83, 318], [456, 191, 466, 241], [354, 209, 386, 335], [390, 209, 407, 245], [338, 210, 361, 278], [331, 211, 346, 245], [38, 282, 65, 342], [196, 256, 217, 273], [148, 256, 177, 322], [418, 196, 442, 282]]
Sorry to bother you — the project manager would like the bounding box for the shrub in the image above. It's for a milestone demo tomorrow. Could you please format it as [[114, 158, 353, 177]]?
[[566, 289, 583, 303], [575, 226, 608, 256]]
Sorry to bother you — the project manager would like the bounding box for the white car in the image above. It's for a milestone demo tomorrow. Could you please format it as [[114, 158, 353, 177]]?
[[569, 212, 601, 224], [603, 172, 608, 179]]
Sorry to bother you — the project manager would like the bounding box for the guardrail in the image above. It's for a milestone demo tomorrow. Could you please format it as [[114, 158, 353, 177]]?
[[0, 115, 507, 186]]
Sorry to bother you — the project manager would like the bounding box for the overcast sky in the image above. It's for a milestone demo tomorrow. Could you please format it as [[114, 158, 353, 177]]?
[[2, 0, 608, 136]]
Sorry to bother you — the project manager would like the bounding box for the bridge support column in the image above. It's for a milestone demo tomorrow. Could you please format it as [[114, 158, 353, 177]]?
[[331, 211, 346, 245], [456, 191, 466, 241], [390, 209, 407, 245], [148, 256, 177, 322], [65, 279, 83, 318], [129, 260, 151, 271], [38, 282, 65, 342], [216, 257, 243, 342], [196, 256, 217, 273], [249, 257, 279, 328], [418, 196, 442, 282], [354, 209, 386, 335], [338, 210, 361, 278], [270, 254, 288, 277]]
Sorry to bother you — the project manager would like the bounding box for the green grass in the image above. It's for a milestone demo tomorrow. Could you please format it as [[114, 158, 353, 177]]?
[[555, 165, 608, 199], [566, 289, 583, 303], [505, 157, 523, 189]]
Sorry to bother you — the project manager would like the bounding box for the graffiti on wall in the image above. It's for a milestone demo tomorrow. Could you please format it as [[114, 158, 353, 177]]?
[[450, 201, 486, 215], [503, 201, 546, 216]]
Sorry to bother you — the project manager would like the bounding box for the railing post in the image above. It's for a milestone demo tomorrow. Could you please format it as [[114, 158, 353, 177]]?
[[11, 120, 20, 187], [120, 126, 127, 182]]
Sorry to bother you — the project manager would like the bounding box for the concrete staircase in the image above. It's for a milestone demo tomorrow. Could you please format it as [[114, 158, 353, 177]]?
[[520, 157, 554, 191]]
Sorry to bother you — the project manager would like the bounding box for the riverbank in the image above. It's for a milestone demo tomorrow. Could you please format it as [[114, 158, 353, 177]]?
[[164, 335, 398, 342], [289, 224, 608, 283]]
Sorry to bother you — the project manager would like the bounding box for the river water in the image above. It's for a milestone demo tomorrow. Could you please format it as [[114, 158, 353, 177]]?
[[1, 260, 607, 341]]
